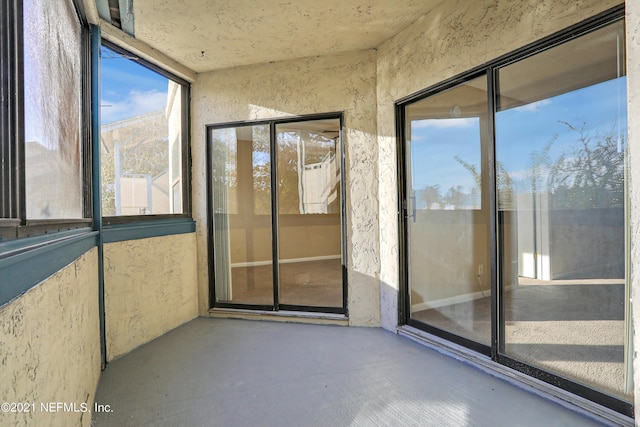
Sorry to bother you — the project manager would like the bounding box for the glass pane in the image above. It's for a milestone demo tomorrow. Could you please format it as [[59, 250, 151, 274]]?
[[24, 0, 83, 219], [276, 119, 343, 308], [496, 20, 630, 400], [100, 46, 184, 216], [211, 125, 274, 305], [406, 75, 491, 346]]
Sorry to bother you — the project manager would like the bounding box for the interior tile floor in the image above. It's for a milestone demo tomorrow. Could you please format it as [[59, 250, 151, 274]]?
[[413, 278, 628, 400], [93, 317, 615, 426]]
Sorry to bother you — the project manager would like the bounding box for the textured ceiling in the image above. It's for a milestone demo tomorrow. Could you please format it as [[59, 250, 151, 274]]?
[[131, 0, 443, 73]]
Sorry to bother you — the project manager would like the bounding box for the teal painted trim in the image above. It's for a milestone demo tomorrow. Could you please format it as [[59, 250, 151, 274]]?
[[0, 231, 98, 307], [102, 218, 196, 243], [95, 0, 111, 22], [118, 0, 134, 36], [0, 228, 93, 260]]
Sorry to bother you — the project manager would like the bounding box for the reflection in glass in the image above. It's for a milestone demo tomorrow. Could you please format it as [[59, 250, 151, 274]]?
[[496, 20, 630, 400], [276, 119, 343, 307], [406, 76, 491, 346], [211, 125, 273, 305], [99, 46, 184, 216], [24, 0, 83, 218]]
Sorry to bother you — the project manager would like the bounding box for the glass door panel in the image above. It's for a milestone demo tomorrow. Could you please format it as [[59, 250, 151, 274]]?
[[276, 119, 343, 308], [495, 20, 630, 400], [210, 125, 274, 305], [405, 76, 491, 347]]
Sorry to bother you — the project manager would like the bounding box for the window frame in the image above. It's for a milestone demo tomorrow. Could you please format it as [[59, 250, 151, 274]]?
[[0, 0, 93, 241], [99, 40, 192, 226]]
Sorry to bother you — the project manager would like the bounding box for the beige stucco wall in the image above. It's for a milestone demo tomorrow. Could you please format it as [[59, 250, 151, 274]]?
[[104, 233, 198, 361], [192, 50, 380, 326], [0, 249, 100, 427], [376, 0, 622, 331], [626, 0, 640, 414]]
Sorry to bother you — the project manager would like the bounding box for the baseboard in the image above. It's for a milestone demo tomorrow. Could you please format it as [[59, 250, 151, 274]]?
[[412, 285, 516, 312], [231, 254, 341, 268]]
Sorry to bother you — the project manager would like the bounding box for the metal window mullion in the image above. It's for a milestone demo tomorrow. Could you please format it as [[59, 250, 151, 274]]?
[[181, 84, 191, 216], [270, 121, 280, 309], [0, 1, 10, 218], [0, 0, 20, 220], [395, 103, 409, 325], [14, 0, 25, 224], [205, 127, 216, 308], [339, 113, 348, 312], [487, 69, 501, 359], [82, 24, 93, 220]]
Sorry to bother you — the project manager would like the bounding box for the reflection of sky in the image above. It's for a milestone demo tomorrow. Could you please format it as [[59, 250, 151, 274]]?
[[410, 117, 480, 194], [100, 46, 168, 124], [410, 77, 627, 194], [496, 77, 627, 190]]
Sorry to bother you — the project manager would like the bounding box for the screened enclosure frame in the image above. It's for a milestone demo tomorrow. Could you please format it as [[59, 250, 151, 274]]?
[[206, 112, 348, 315], [396, 5, 631, 416], [0, 0, 93, 241]]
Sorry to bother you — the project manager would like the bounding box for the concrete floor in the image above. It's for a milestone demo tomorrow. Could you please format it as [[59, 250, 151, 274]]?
[[93, 317, 614, 427]]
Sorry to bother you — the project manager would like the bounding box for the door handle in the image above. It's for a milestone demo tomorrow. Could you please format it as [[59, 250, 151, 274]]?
[[407, 195, 416, 222]]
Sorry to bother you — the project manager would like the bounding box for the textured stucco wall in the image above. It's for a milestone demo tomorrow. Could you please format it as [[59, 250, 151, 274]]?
[[104, 233, 198, 360], [0, 249, 100, 427], [192, 50, 380, 326], [627, 0, 640, 415], [376, 0, 622, 331]]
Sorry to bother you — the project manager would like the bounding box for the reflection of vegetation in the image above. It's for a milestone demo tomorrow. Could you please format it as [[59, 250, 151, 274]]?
[[548, 122, 625, 209], [419, 155, 513, 210], [418, 120, 622, 211], [419, 156, 480, 209], [527, 136, 554, 196], [101, 146, 115, 216], [419, 184, 442, 209], [100, 111, 170, 216], [122, 139, 168, 176], [214, 126, 339, 216], [251, 125, 271, 215], [100, 139, 168, 216]]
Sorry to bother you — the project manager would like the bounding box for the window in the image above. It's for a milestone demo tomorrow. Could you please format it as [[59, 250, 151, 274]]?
[[99, 43, 189, 221], [0, 0, 91, 240], [399, 10, 630, 415]]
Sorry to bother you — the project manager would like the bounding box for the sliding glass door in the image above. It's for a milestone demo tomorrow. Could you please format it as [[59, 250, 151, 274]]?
[[210, 124, 274, 306], [495, 19, 629, 401], [399, 14, 631, 414], [404, 75, 492, 349], [276, 121, 344, 308], [208, 115, 346, 313]]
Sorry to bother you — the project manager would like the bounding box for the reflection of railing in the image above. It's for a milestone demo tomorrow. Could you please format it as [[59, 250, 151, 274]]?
[[302, 152, 338, 214], [119, 169, 169, 215]]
